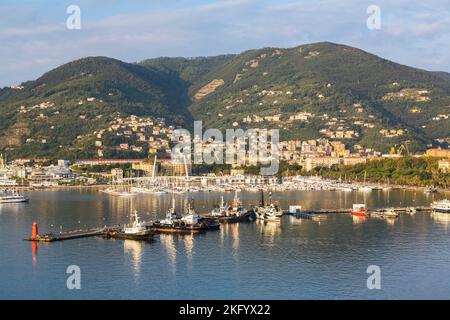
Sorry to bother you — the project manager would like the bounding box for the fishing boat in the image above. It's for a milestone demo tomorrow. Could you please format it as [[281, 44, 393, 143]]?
[[431, 199, 450, 214], [254, 191, 283, 222], [0, 189, 29, 203], [153, 200, 210, 234], [352, 204, 367, 217], [202, 193, 255, 223], [256, 203, 283, 221], [106, 210, 154, 240]]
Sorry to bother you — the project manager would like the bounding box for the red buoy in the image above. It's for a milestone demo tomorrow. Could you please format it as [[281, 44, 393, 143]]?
[[31, 223, 38, 239]]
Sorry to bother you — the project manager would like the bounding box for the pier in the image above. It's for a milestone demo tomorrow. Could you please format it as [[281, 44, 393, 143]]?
[[24, 226, 120, 242]]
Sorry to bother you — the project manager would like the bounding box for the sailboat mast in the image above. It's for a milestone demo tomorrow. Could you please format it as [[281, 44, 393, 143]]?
[[152, 155, 157, 180]]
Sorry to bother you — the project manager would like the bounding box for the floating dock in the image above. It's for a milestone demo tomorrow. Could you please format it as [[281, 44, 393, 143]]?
[[285, 206, 432, 216], [291, 211, 328, 221]]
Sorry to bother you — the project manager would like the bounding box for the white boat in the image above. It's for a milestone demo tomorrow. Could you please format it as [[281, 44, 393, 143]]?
[[256, 203, 283, 222], [123, 210, 150, 234], [0, 189, 29, 203], [107, 210, 153, 240], [181, 206, 202, 225], [359, 172, 372, 192], [383, 208, 399, 218], [210, 196, 229, 217], [431, 199, 450, 214], [101, 186, 137, 197], [116, 191, 137, 197]]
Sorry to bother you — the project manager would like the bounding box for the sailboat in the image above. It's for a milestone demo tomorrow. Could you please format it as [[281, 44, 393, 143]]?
[[359, 171, 372, 192], [102, 173, 138, 196]]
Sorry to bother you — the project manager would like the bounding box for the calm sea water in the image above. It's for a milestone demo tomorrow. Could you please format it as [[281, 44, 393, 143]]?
[[0, 189, 449, 299]]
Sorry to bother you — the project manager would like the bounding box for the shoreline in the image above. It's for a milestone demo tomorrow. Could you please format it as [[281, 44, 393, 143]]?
[[9, 182, 450, 195]]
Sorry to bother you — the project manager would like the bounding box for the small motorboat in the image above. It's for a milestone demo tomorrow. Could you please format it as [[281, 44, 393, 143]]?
[[352, 204, 367, 217]]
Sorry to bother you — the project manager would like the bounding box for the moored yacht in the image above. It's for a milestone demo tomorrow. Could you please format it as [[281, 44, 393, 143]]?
[[0, 189, 29, 203], [431, 199, 450, 214]]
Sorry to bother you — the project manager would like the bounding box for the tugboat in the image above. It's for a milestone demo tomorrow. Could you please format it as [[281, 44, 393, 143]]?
[[202, 193, 255, 223], [352, 204, 367, 217], [153, 199, 211, 234], [106, 210, 154, 241]]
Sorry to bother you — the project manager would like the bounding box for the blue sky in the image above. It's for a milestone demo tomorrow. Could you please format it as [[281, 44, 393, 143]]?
[[1, 0, 450, 87]]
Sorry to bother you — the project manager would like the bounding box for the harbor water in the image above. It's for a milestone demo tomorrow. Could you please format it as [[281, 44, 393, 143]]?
[[0, 189, 449, 299]]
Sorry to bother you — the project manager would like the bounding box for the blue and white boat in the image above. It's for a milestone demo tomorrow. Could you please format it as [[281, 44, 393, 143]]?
[[431, 200, 450, 214]]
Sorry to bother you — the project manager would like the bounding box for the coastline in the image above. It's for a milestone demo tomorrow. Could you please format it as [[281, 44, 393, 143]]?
[[10, 182, 450, 195]]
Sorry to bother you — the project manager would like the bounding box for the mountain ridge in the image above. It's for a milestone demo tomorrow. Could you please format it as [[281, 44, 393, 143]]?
[[1, 42, 449, 159]]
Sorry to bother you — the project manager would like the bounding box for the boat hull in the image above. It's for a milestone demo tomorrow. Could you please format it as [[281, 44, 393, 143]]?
[[202, 210, 256, 224], [152, 223, 206, 234], [105, 230, 154, 241], [352, 211, 367, 217], [432, 208, 450, 214], [0, 198, 29, 203]]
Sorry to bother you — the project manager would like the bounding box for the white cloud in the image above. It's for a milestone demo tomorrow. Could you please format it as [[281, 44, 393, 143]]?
[[1, 0, 450, 87]]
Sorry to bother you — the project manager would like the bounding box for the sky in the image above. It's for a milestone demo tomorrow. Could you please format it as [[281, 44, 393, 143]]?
[[1, 0, 450, 87]]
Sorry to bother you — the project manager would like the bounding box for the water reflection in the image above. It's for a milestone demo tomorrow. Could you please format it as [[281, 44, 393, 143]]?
[[385, 217, 397, 226], [431, 212, 450, 226], [31, 242, 37, 267], [352, 216, 366, 224], [159, 234, 178, 274], [287, 215, 303, 225], [124, 240, 144, 276], [257, 220, 282, 245], [183, 235, 194, 268]]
